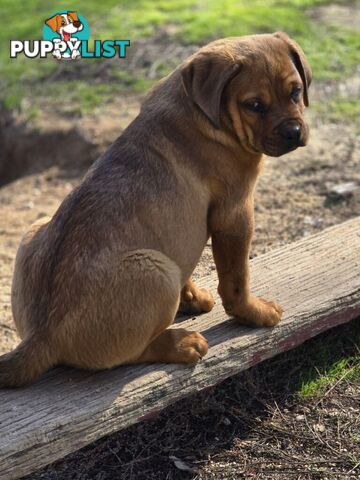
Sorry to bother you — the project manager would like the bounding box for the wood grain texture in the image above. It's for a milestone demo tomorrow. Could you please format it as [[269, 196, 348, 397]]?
[[0, 218, 359, 480]]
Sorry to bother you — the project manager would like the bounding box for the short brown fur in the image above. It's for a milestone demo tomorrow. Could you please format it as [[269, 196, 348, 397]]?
[[1, 33, 311, 387]]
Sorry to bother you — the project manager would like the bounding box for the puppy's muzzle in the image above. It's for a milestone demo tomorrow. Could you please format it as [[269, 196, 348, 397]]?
[[278, 120, 303, 148]]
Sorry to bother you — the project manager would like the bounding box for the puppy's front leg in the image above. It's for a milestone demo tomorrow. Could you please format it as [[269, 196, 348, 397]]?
[[212, 206, 282, 327]]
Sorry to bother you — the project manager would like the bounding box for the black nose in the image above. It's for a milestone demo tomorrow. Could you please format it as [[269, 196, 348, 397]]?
[[73, 21, 81, 28], [278, 121, 301, 145]]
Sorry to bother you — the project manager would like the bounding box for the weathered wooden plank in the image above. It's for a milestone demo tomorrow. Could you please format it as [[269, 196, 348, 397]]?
[[0, 218, 359, 480]]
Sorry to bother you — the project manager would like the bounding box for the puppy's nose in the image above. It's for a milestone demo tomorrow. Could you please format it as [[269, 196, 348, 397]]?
[[278, 121, 301, 145], [73, 21, 81, 28]]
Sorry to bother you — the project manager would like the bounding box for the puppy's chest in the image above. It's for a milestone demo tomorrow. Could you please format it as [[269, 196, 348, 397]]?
[[208, 189, 251, 233]]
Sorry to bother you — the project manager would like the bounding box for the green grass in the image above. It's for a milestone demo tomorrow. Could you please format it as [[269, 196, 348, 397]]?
[[256, 318, 360, 399], [1, 0, 359, 115], [300, 357, 359, 397], [297, 320, 360, 398]]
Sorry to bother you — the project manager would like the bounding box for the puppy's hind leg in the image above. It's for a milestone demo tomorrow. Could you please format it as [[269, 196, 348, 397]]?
[[119, 253, 208, 365], [106, 252, 209, 366], [54, 250, 209, 371], [136, 328, 208, 364]]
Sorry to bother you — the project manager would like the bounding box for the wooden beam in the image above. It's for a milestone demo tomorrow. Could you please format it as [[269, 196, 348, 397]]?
[[0, 218, 359, 480]]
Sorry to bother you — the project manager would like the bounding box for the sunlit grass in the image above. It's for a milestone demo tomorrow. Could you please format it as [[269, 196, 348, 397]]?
[[297, 321, 360, 398], [300, 357, 359, 397]]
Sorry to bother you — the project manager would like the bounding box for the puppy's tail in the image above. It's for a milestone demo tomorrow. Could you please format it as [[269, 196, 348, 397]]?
[[0, 336, 53, 388]]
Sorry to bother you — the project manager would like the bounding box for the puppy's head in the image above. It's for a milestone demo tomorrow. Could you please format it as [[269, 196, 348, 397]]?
[[45, 12, 82, 37], [181, 33, 312, 157]]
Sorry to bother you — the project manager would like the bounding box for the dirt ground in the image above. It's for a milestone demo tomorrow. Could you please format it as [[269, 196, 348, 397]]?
[[1, 10, 359, 478]]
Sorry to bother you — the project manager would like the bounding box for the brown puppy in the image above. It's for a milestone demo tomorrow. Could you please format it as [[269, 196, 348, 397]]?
[[1, 32, 311, 387]]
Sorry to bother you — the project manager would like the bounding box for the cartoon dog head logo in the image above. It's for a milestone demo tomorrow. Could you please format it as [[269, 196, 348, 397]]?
[[43, 11, 90, 60]]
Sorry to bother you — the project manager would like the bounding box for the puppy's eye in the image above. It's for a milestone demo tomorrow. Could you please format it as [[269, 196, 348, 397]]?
[[291, 86, 302, 103], [61, 20, 66, 25], [243, 100, 266, 114]]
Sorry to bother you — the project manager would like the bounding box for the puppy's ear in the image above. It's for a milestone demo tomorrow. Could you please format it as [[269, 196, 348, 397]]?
[[68, 11, 79, 22], [274, 32, 312, 107], [45, 14, 61, 32], [181, 53, 241, 128]]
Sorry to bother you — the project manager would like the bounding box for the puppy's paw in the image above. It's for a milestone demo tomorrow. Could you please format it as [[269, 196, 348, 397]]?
[[138, 329, 208, 364], [179, 288, 215, 315], [175, 331, 209, 363], [227, 296, 283, 327]]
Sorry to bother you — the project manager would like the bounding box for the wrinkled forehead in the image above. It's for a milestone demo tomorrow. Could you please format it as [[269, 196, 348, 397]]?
[[233, 48, 301, 97]]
